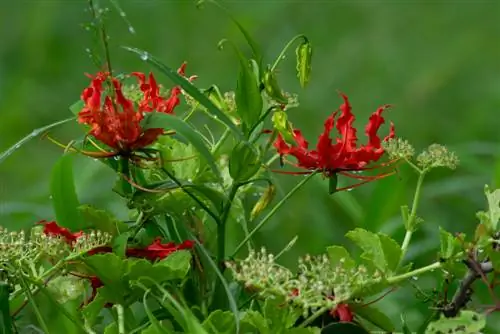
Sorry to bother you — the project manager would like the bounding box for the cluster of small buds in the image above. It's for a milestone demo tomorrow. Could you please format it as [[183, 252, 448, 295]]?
[[382, 138, 415, 160], [226, 248, 293, 296], [32, 230, 70, 258], [0, 228, 28, 263], [227, 249, 386, 316], [265, 91, 300, 111], [417, 144, 459, 170], [72, 230, 112, 255], [223, 91, 236, 114]]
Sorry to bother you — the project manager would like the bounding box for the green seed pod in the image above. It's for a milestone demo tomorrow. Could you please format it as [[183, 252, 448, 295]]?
[[296, 38, 313, 88], [263, 69, 287, 103]]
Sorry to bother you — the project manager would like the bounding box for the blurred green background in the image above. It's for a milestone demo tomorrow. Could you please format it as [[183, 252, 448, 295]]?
[[1, 0, 500, 332]]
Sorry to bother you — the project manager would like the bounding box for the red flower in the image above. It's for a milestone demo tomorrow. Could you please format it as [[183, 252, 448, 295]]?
[[274, 93, 396, 191], [126, 238, 195, 261], [78, 72, 164, 153], [330, 303, 354, 322], [39, 220, 83, 245], [132, 62, 197, 114]]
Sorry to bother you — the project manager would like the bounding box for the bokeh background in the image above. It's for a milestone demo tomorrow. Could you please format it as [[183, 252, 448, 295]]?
[[1, 0, 500, 332]]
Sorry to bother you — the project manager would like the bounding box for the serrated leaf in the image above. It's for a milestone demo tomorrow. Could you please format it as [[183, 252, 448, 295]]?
[[425, 311, 485, 334], [78, 204, 128, 235], [295, 38, 312, 88], [378, 233, 401, 273], [241, 311, 269, 333], [113, 232, 130, 258], [142, 112, 220, 179], [327, 245, 355, 271], [202, 310, 235, 334], [123, 47, 244, 140], [351, 304, 395, 332], [263, 296, 301, 330], [50, 154, 87, 230], [481, 185, 500, 231], [236, 56, 263, 133], [157, 136, 199, 180], [82, 292, 106, 328], [84, 253, 128, 304], [346, 228, 386, 272]]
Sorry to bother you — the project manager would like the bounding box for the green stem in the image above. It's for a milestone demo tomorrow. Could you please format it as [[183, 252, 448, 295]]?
[[388, 261, 441, 285], [398, 170, 427, 268], [114, 304, 126, 334], [270, 34, 307, 72], [249, 107, 277, 140], [231, 172, 316, 257], [218, 184, 240, 267], [211, 128, 231, 156], [18, 274, 50, 334], [297, 306, 330, 328], [161, 167, 220, 224]]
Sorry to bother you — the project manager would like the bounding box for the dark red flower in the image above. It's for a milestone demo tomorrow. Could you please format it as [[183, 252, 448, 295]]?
[[39, 220, 83, 245], [126, 238, 195, 261], [78, 72, 164, 153], [274, 93, 396, 191], [330, 303, 354, 322], [132, 62, 197, 114]]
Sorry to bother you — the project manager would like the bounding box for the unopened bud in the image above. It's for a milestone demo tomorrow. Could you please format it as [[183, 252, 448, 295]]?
[[250, 185, 276, 220]]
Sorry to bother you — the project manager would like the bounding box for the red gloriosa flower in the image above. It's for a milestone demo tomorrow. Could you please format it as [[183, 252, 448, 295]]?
[[78, 72, 164, 153], [39, 220, 83, 244], [132, 62, 197, 114], [274, 93, 396, 192]]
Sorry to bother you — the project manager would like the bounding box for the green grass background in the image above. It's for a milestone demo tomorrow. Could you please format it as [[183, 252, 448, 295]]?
[[1, 0, 500, 332]]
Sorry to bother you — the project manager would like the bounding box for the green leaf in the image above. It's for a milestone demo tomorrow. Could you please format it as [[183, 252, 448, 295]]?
[[0, 116, 75, 165], [154, 250, 192, 280], [229, 142, 261, 182], [202, 310, 235, 334], [321, 322, 370, 334], [142, 112, 220, 179], [263, 68, 287, 103], [241, 311, 269, 333], [50, 154, 87, 230], [477, 185, 500, 232], [285, 329, 320, 334], [295, 38, 313, 88], [271, 110, 294, 142], [346, 228, 386, 273], [157, 136, 200, 180], [263, 296, 301, 330], [82, 292, 106, 328], [84, 253, 128, 304], [326, 245, 355, 271], [104, 322, 119, 334], [425, 311, 486, 334], [123, 47, 244, 140], [113, 232, 130, 258], [439, 227, 458, 260], [69, 100, 84, 115], [0, 281, 13, 334], [142, 290, 172, 334], [235, 56, 263, 133], [78, 204, 128, 235], [378, 233, 401, 273], [351, 304, 395, 332]]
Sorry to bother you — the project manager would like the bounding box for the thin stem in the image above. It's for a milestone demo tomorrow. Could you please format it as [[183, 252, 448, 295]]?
[[398, 170, 427, 268], [161, 167, 220, 224], [387, 261, 441, 285], [211, 128, 231, 156], [231, 172, 316, 257], [218, 184, 241, 269], [270, 34, 307, 72], [297, 306, 330, 328], [18, 274, 50, 334], [114, 304, 126, 334]]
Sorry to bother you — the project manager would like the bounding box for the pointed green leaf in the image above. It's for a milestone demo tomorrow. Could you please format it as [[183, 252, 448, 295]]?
[[327, 245, 355, 271], [346, 228, 387, 272], [439, 227, 459, 260], [82, 292, 106, 328], [142, 112, 220, 179], [84, 253, 128, 304], [229, 142, 261, 182], [351, 304, 395, 332], [123, 47, 243, 140], [241, 311, 269, 333], [78, 204, 128, 235], [202, 310, 235, 334], [236, 57, 263, 133], [50, 154, 87, 230], [378, 233, 401, 273], [69, 100, 84, 115], [263, 296, 301, 330]]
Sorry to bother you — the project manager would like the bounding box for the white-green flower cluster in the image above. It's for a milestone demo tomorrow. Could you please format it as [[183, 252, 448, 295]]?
[[226, 248, 385, 316]]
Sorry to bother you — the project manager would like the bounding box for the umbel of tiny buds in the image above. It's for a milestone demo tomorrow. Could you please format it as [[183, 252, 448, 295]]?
[[417, 143, 459, 170]]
